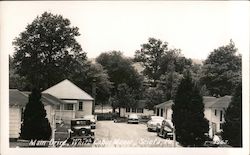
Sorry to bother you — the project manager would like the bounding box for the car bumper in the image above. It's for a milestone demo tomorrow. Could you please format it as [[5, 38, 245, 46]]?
[[147, 125, 161, 131], [91, 124, 96, 129], [147, 126, 157, 131], [128, 119, 139, 123]]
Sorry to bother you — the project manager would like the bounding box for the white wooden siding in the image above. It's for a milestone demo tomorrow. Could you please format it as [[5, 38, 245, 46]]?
[[82, 100, 92, 115], [120, 108, 154, 117], [9, 107, 21, 139]]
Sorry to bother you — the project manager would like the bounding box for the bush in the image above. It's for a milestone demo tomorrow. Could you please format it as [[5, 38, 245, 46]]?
[[20, 88, 51, 140]]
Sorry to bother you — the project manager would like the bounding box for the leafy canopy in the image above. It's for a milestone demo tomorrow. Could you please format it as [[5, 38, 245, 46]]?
[[13, 12, 86, 89], [201, 40, 241, 96]]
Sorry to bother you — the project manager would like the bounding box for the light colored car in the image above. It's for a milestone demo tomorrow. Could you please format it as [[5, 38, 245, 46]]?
[[147, 116, 164, 131], [83, 115, 96, 129], [127, 114, 139, 124]]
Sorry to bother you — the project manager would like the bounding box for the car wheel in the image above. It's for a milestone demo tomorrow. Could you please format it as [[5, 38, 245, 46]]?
[[164, 132, 168, 139], [147, 128, 151, 132]]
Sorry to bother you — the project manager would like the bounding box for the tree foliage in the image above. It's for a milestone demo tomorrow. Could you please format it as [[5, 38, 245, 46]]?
[[135, 38, 192, 84], [13, 12, 86, 89], [72, 61, 113, 105], [96, 51, 143, 110], [172, 71, 209, 147], [96, 51, 143, 92], [200, 40, 241, 97], [112, 83, 137, 109], [9, 55, 29, 90], [222, 83, 242, 147], [157, 72, 183, 101], [20, 88, 51, 140], [143, 87, 166, 110]]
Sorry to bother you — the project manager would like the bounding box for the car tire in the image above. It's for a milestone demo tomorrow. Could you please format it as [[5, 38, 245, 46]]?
[[147, 128, 151, 132], [164, 132, 168, 139]]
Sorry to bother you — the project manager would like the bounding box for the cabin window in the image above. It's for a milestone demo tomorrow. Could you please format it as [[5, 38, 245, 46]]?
[[78, 102, 83, 111], [214, 109, 217, 116], [157, 109, 160, 116], [220, 123, 223, 130], [160, 109, 163, 117], [56, 105, 60, 110], [132, 108, 136, 113], [220, 110, 223, 122], [64, 103, 74, 110], [137, 108, 143, 113], [126, 108, 130, 112]]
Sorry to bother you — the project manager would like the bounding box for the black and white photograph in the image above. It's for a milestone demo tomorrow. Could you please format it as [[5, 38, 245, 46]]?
[[0, 1, 249, 155]]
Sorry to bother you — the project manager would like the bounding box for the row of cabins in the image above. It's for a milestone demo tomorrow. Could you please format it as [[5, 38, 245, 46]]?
[[9, 79, 94, 139], [120, 96, 232, 138], [9, 79, 231, 140]]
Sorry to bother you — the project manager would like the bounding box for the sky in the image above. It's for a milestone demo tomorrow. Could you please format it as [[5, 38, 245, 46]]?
[[0, 1, 249, 60]]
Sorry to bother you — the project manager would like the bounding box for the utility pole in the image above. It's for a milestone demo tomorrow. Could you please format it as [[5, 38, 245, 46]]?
[[51, 111, 56, 147], [92, 78, 96, 114], [173, 126, 176, 147]]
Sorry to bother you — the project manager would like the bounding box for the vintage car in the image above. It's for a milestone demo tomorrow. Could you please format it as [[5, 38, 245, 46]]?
[[127, 114, 139, 124], [68, 118, 95, 143], [83, 115, 96, 129], [157, 119, 174, 139], [147, 116, 164, 132]]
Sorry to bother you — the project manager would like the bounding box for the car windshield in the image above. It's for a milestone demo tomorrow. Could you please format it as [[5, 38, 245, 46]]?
[[129, 114, 138, 118], [152, 118, 164, 123], [71, 120, 90, 126], [84, 115, 95, 119], [164, 120, 174, 128]]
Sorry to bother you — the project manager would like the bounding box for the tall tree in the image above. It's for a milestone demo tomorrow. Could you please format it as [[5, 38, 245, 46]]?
[[96, 51, 143, 110], [172, 71, 209, 147], [13, 12, 86, 90], [200, 40, 241, 97], [222, 83, 242, 147], [20, 88, 51, 140], [134, 38, 191, 85]]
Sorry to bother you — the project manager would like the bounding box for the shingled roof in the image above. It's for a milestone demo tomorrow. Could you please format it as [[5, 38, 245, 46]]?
[[9, 89, 28, 106], [155, 96, 232, 109], [10, 89, 63, 107], [42, 79, 93, 100], [154, 100, 174, 109]]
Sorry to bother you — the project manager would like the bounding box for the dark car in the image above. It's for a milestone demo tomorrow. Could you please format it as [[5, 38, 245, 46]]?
[[157, 119, 174, 139], [68, 118, 95, 143]]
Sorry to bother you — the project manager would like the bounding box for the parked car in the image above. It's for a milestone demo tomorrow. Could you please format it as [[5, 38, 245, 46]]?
[[55, 118, 64, 125], [127, 114, 139, 124], [157, 119, 174, 139], [147, 116, 164, 131], [83, 115, 96, 129], [68, 118, 95, 143]]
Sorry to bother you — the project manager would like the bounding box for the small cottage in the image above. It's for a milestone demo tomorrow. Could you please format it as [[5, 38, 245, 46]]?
[[9, 89, 61, 139], [120, 100, 154, 117], [154, 96, 232, 138], [42, 79, 94, 123]]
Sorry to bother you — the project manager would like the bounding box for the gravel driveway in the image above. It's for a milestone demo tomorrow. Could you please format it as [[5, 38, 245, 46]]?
[[94, 121, 177, 147]]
